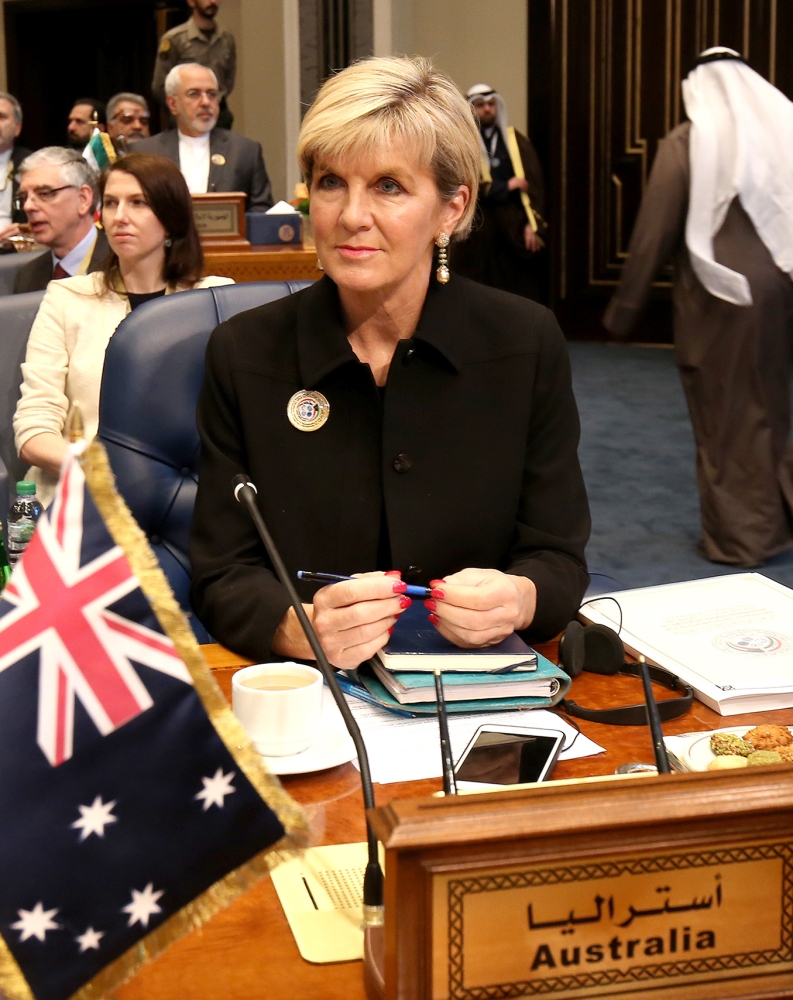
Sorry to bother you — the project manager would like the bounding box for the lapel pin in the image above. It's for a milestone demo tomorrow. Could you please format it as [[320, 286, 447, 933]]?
[[287, 390, 330, 431], [211, 153, 226, 166]]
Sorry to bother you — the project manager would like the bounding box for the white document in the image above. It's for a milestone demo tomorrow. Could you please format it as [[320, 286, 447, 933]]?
[[344, 697, 605, 785], [581, 573, 793, 715]]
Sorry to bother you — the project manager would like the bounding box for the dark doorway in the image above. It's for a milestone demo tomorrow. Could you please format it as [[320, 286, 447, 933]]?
[[5, 0, 189, 151], [530, 0, 793, 343]]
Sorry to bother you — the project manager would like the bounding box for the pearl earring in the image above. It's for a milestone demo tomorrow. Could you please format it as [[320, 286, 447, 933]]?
[[164, 237, 173, 248], [435, 232, 450, 283]]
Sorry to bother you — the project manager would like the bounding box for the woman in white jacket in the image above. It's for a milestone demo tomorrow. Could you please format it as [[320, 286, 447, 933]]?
[[14, 152, 232, 505]]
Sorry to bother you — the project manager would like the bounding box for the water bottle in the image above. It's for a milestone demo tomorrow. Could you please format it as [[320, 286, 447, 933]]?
[[8, 481, 42, 566], [0, 533, 9, 591]]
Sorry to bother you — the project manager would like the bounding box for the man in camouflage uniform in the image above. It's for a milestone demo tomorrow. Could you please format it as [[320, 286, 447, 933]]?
[[152, 0, 235, 130]]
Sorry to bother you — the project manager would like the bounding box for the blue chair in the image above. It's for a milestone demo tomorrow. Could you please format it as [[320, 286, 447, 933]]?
[[97, 281, 312, 642], [0, 289, 46, 545], [0, 250, 47, 296]]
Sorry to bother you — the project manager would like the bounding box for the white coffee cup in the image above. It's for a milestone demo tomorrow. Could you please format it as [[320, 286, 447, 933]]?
[[232, 662, 323, 757]]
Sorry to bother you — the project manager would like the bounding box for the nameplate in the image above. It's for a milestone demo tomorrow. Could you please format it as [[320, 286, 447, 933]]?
[[369, 766, 793, 999], [191, 192, 250, 249], [431, 838, 791, 998]]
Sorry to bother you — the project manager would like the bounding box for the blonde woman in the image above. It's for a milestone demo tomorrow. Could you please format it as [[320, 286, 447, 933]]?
[[14, 153, 233, 506], [190, 57, 590, 667]]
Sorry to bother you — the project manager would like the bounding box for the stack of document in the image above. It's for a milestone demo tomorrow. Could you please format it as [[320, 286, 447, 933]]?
[[353, 603, 569, 714], [580, 573, 793, 715]]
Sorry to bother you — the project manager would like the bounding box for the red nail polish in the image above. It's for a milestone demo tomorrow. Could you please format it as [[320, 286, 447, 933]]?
[[430, 588, 445, 600], [392, 580, 408, 593], [398, 595, 412, 609], [428, 612, 440, 626], [424, 598, 437, 612], [430, 579, 445, 588], [388, 626, 394, 634], [385, 570, 402, 577]]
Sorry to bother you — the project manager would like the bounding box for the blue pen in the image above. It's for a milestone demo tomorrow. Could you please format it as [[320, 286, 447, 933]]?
[[297, 570, 432, 599]]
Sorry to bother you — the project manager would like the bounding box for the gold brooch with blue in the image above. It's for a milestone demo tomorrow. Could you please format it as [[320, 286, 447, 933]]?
[[287, 390, 330, 432]]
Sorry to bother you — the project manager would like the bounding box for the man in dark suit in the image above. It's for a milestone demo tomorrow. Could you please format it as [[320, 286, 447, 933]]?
[[132, 63, 272, 211], [11, 147, 108, 294], [0, 92, 33, 244]]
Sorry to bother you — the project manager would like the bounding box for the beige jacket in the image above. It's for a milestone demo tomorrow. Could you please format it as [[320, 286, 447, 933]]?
[[13, 271, 234, 505]]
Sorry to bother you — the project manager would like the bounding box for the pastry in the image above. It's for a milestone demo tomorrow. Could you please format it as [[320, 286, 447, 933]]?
[[744, 725, 793, 750], [707, 755, 748, 770], [746, 750, 783, 766]]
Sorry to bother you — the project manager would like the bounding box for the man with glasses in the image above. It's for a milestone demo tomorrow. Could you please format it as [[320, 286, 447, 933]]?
[[133, 63, 272, 210], [106, 92, 151, 154], [10, 147, 108, 294], [151, 0, 236, 130], [0, 91, 32, 239]]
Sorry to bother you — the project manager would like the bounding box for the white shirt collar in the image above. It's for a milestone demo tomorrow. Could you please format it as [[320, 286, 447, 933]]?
[[53, 224, 98, 276], [178, 130, 211, 194]]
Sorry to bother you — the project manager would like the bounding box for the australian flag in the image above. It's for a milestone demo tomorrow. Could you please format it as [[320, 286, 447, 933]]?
[[0, 450, 300, 1000]]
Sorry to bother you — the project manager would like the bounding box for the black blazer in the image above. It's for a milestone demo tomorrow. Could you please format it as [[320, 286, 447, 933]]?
[[11, 145, 32, 224], [189, 275, 591, 661], [132, 128, 273, 211], [13, 228, 109, 294]]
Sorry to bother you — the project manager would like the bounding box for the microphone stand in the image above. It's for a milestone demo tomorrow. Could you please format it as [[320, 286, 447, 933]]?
[[639, 655, 671, 774], [434, 667, 457, 795], [233, 475, 384, 926]]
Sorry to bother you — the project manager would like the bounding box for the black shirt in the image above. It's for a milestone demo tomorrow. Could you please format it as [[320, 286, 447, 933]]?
[[127, 288, 166, 311], [189, 274, 590, 660]]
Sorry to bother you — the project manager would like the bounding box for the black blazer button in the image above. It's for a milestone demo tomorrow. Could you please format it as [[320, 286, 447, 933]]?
[[403, 346, 416, 363], [404, 565, 423, 582], [393, 453, 412, 473]]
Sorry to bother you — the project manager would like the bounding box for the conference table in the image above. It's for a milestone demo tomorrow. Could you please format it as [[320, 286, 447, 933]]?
[[114, 641, 793, 1000], [203, 245, 321, 284]]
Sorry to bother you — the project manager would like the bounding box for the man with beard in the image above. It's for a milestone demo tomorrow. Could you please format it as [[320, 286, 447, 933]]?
[[66, 99, 105, 150], [451, 83, 546, 300], [105, 92, 151, 154], [133, 63, 272, 211], [604, 49, 793, 568], [152, 0, 236, 130]]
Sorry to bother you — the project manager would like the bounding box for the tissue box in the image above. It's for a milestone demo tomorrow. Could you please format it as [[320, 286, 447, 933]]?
[[246, 212, 302, 246]]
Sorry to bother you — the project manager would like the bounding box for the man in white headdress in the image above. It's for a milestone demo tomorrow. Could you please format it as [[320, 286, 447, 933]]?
[[452, 83, 546, 300], [604, 48, 793, 568]]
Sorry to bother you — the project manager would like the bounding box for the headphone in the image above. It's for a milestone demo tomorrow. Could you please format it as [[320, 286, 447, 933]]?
[[558, 619, 694, 726]]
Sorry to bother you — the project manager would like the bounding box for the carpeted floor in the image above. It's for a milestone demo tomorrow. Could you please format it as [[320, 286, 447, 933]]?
[[568, 341, 793, 591]]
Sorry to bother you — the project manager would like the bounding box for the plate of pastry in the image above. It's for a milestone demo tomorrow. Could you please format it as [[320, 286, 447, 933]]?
[[664, 724, 793, 773]]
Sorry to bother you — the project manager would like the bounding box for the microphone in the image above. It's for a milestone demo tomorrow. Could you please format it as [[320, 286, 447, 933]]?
[[232, 474, 384, 924]]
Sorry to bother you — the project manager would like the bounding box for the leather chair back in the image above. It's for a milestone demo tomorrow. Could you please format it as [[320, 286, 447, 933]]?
[[0, 289, 46, 485], [0, 250, 46, 296], [98, 281, 312, 641]]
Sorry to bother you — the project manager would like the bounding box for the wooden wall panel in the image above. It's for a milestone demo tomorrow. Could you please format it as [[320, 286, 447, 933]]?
[[530, 0, 792, 341]]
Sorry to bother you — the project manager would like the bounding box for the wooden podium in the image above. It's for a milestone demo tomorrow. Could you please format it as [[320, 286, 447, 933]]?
[[365, 767, 793, 1000]]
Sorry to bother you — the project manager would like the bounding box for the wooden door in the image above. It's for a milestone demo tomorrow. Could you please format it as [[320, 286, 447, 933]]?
[[529, 0, 793, 342]]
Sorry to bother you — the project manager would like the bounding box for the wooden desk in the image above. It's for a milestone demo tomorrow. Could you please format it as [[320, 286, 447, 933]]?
[[116, 644, 793, 1000], [203, 245, 321, 284]]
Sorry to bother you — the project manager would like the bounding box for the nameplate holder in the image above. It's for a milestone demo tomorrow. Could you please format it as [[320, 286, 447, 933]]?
[[367, 767, 793, 999], [192, 192, 250, 249]]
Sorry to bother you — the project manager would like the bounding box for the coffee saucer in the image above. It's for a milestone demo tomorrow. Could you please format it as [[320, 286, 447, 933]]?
[[259, 688, 356, 776]]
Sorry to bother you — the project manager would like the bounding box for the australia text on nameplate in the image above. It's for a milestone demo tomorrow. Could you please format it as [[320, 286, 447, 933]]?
[[0, 446, 303, 1000], [431, 841, 792, 999]]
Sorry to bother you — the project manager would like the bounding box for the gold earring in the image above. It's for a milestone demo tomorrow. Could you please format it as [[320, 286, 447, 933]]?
[[435, 232, 450, 283]]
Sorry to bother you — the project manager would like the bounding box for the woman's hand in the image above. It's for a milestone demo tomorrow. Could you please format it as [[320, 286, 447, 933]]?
[[277, 572, 407, 670], [425, 568, 537, 648]]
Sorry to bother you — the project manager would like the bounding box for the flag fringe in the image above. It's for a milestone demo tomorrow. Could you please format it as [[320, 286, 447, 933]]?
[[57, 440, 310, 1000]]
